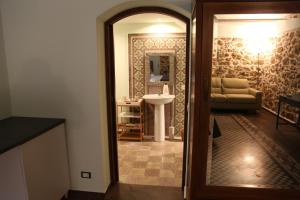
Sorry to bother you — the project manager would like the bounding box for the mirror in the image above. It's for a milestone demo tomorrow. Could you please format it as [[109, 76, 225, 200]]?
[[149, 56, 170, 82], [145, 53, 175, 84]]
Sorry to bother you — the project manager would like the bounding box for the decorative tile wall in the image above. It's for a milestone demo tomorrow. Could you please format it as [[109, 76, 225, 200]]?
[[129, 34, 186, 136], [212, 28, 300, 122]]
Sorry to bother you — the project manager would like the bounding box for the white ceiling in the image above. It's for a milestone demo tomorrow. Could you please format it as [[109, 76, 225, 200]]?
[[115, 13, 186, 31], [215, 14, 291, 21], [116, 13, 184, 24]]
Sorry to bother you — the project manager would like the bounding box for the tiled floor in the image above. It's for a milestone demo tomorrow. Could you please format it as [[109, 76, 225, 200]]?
[[118, 140, 183, 187], [207, 114, 300, 189]]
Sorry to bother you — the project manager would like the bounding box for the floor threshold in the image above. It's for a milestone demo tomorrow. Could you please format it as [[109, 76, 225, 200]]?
[[105, 183, 184, 200]]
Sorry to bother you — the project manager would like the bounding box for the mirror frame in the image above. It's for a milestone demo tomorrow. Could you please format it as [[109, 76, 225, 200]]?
[[189, 1, 300, 200], [145, 51, 176, 90]]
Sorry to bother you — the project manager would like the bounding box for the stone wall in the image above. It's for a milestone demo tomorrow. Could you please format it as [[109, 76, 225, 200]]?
[[264, 28, 300, 121], [212, 28, 300, 121], [212, 38, 273, 88]]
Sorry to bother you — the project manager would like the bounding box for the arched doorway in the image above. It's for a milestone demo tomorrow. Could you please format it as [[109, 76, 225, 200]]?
[[103, 6, 190, 188]]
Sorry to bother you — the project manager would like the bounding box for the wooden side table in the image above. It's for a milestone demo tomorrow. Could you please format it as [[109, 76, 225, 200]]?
[[276, 94, 300, 129]]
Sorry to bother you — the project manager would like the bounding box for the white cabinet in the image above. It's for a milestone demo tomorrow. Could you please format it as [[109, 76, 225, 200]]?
[[0, 124, 70, 200]]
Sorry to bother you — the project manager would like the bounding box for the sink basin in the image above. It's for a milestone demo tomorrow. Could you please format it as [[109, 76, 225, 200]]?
[[142, 94, 175, 142], [142, 94, 175, 105]]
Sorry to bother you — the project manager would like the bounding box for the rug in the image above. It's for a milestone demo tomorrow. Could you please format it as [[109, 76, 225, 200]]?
[[207, 114, 300, 189]]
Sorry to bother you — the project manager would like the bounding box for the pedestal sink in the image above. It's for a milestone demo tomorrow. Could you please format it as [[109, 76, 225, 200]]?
[[142, 94, 175, 142]]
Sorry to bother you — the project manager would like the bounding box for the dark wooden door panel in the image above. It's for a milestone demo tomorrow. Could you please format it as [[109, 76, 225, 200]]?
[[188, 1, 300, 200]]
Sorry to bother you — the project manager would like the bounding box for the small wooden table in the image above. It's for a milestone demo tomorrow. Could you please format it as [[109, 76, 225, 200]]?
[[276, 93, 300, 129], [116, 99, 144, 141]]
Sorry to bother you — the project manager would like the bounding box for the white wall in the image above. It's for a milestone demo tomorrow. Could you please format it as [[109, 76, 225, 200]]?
[[114, 22, 186, 100], [0, 10, 11, 119], [0, 0, 191, 193], [216, 18, 300, 38]]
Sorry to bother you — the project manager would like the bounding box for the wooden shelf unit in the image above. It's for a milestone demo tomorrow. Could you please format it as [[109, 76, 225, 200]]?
[[116, 99, 144, 141]]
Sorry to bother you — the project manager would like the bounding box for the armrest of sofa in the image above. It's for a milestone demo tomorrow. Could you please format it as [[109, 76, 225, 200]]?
[[249, 88, 262, 104]]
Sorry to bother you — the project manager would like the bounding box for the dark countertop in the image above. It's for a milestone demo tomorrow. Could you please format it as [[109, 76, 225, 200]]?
[[0, 117, 65, 155]]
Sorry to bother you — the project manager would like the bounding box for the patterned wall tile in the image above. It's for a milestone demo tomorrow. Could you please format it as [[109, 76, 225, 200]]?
[[129, 34, 186, 136]]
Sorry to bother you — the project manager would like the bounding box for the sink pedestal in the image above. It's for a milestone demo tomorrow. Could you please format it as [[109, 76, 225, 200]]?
[[154, 104, 165, 142], [142, 94, 175, 142]]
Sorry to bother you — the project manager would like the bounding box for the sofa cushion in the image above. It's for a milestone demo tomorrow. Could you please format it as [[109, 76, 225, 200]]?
[[211, 77, 222, 94], [211, 93, 227, 103], [223, 88, 249, 94], [222, 78, 249, 94], [225, 94, 256, 104]]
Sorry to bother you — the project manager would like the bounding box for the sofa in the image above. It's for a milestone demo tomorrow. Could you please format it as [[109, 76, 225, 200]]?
[[211, 78, 262, 110]]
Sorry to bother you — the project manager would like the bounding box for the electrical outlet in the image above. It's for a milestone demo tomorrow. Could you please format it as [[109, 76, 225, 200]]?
[[81, 171, 91, 179]]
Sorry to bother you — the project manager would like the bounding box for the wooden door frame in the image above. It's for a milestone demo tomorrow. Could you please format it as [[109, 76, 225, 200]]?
[[104, 6, 190, 189], [189, 0, 300, 199]]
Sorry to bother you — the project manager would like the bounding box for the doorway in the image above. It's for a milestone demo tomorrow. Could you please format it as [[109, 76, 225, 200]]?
[[104, 7, 190, 189], [189, 1, 300, 200]]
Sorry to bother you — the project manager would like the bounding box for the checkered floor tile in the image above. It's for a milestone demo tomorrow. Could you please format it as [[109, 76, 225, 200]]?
[[118, 140, 183, 187]]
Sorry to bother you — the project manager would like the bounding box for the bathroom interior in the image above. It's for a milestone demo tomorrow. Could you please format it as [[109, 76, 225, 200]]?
[[113, 13, 187, 187], [207, 14, 300, 190]]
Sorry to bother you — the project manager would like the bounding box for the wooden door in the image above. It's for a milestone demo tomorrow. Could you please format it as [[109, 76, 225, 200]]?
[[187, 0, 300, 199]]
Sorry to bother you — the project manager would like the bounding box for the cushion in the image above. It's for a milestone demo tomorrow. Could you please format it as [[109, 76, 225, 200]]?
[[212, 88, 222, 94], [211, 77, 222, 94], [223, 88, 249, 94], [222, 78, 250, 94], [211, 93, 227, 103], [222, 78, 250, 88], [225, 94, 256, 104]]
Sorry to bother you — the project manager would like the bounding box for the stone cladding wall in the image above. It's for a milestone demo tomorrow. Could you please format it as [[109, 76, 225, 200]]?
[[212, 28, 300, 121]]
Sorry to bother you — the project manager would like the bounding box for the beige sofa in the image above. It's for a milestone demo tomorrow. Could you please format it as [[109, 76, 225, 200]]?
[[211, 78, 262, 110]]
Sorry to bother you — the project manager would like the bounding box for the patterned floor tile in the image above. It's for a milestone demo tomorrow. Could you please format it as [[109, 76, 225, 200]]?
[[160, 169, 175, 178], [162, 156, 175, 163], [132, 161, 148, 168], [136, 155, 149, 162], [148, 155, 162, 162], [145, 169, 160, 177], [161, 162, 177, 172], [207, 115, 300, 189], [118, 140, 183, 187], [119, 167, 131, 175], [150, 151, 163, 156], [129, 168, 145, 176], [146, 162, 161, 169]]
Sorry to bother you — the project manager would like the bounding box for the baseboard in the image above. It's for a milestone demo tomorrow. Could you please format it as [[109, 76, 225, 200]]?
[[61, 195, 68, 200], [262, 106, 296, 124], [144, 135, 182, 141], [105, 182, 113, 194], [68, 190, 105, 200], [143, 135, 154, 140]]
